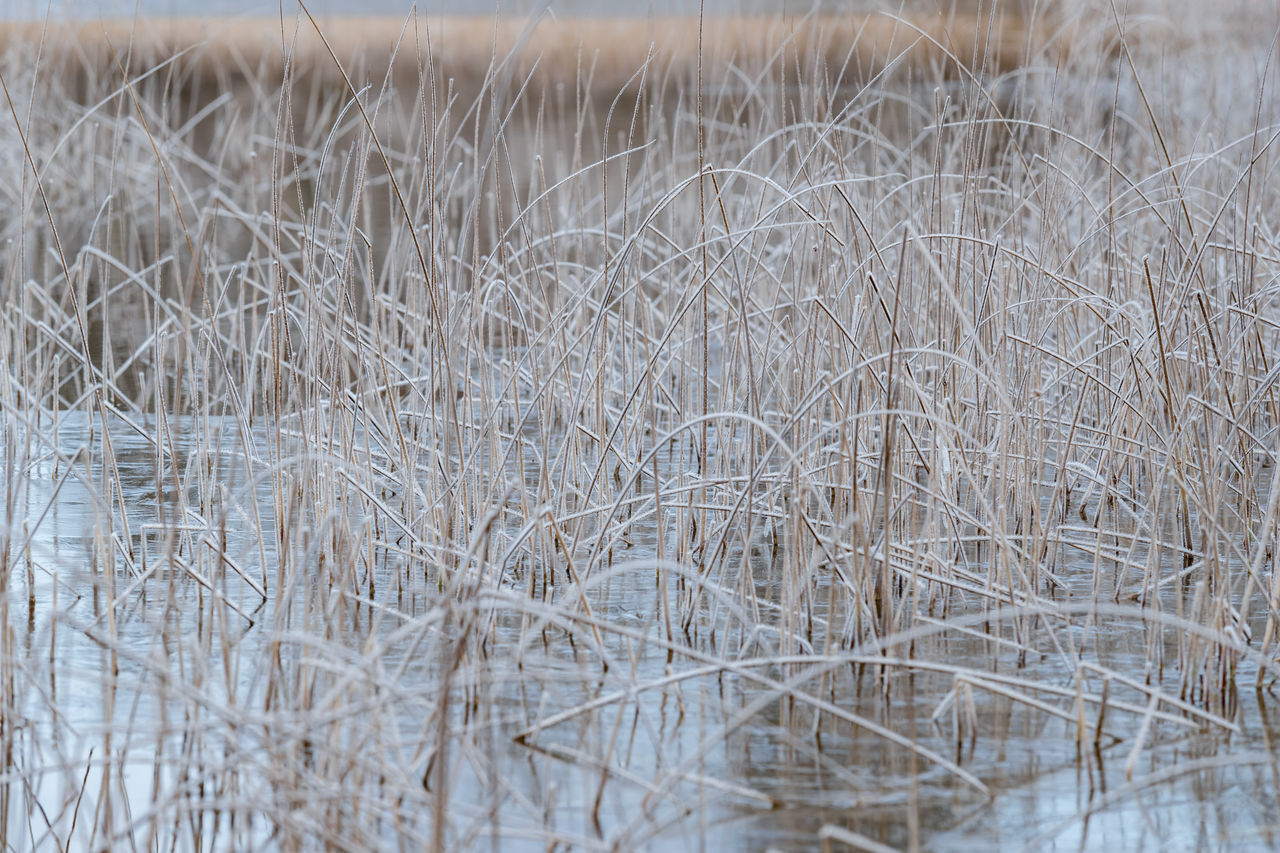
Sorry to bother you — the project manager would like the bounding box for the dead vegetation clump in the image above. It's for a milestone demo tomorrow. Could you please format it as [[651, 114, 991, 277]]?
[[0, 2, 1279, 849]]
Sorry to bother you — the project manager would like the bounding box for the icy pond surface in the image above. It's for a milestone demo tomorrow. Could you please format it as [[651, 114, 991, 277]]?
[[5, 411, 1280, 850]]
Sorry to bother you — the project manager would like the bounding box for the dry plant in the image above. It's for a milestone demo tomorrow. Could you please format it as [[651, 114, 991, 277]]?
[[0, 0, 1278, 849]]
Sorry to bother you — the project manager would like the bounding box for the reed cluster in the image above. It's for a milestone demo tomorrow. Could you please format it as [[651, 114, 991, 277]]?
[[0, 1, 1278, 848]]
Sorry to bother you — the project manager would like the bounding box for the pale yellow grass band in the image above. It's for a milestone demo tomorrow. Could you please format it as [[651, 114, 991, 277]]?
[[0, 13, 1064, 96]]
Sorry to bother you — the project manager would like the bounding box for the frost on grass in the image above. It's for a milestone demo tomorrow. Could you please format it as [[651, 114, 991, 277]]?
[[0, 2, 1279, 850]]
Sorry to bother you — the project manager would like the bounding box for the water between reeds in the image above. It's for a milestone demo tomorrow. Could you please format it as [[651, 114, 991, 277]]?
[[6, 411, 1280, 850]]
